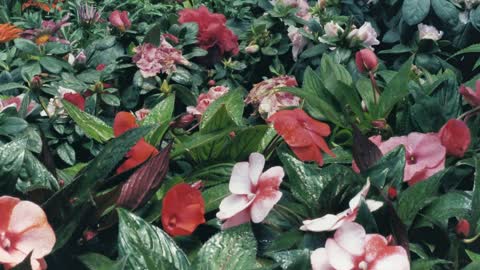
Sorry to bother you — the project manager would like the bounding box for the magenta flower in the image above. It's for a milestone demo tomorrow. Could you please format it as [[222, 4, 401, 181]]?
[[186, 86, 229, 117], [132, 38, 189, 78], [311, 222, 410, 270], [216, 153, 284, 229], [301, 179, 383, 232], [109, 10, 131, 32], [459, 81, 480, 107], [0, 196, 56, 270]]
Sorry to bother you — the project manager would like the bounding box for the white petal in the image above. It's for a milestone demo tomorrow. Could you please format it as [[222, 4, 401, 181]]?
[[311, 248, 335, 270], [348, 179, 371, 210], [325, 239, 355, 270], [300, 214, 344, 232], [366, 199, 384, 212], [370, 248, 410, 270], [334, 222, 366, 256], [248, 153, 265, 186], [229, 162, 253, 195], [257, 166, 284, 187], [216, 194, 253, 220], [250, 191, 282, 223]]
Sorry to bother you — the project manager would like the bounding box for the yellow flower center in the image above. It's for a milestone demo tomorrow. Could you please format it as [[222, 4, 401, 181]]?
[[35, 34, 50, 45]]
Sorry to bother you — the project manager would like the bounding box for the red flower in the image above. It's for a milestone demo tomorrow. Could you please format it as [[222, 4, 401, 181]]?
[[63, 92, 85, 111], [161, 183, 205, 237], [109, 10, 131, 32], [438, 119, 471, 158], [113, 112, 159, 174], [96, 64, 106, 71], [178, 6, 239, 58], [268, 109, 335, 166], [456, 219, 470, 237], [355, 48, 378, 73]]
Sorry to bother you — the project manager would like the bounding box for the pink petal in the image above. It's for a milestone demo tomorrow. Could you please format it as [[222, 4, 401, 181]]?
[[365, 199, 384, 212], [334, 222, 366, 256], [250, 191, 282, 223], [369, 246, 410, 270], [13, 226, 56, 259], [364, 234, 388, 262], [325, 239, 355, 270], [8, 201, 48, 235], [300, 213, 345, 232], [229, 162, 253, 195], [257, 166, 284, 187], [216, 194, 253, 220], [0, 196, 20, 231], [379, 136, 407, 154], [311, 248, 335, 270], [348, 180, 371, 210], [408, 133, 446, 168], [221, 209, 251, 229], [248, 153, 265, 187]]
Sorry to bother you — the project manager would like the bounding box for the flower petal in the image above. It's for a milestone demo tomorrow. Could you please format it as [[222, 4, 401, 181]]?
[[300, 214, 344, 232], [334, 222, 366, 256], [364, 234, 388, 262], [325, 239, 355, 270], [13, 226, 56, 259], [221, 209, 251, 229], [216, 194, 253, 220], [8, 201, 49, 235], [248, 153, 265, 187], [369, 246, 410, 270], [311, 248, 335, 270], [250, 191, 282, 223], [0, 196, 20, 231], [229, 162, 253, 195]]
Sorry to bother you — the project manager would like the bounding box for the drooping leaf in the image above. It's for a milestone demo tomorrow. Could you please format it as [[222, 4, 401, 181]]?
[[352, 124, 382, 173]]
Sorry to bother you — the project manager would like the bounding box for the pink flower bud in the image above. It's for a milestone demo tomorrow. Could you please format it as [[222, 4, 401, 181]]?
[[355, 48, 378, 73], [31, 75, 42, 90], [438, 119, 471, 158], [171, 114, 195, 129], [456, 219, 470, 237], [208, 80, 216, 86], [109, 10, 131, 32]]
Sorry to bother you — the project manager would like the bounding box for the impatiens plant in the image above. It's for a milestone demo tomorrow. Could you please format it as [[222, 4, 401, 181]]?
[[1, 0, 480, 269]]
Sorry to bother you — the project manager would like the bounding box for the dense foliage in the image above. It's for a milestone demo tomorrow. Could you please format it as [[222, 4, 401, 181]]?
[[1, 0, 480, 269]]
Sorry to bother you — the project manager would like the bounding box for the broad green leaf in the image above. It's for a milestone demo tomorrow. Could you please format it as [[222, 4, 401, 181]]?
[[57, 143, 76, 165], [200, 89, 244, 131], [411, 259, 451, 270], [471, 155, 480, 227], [171, 128, 234, 159], [78, 253, 127, 270], [0, 138, 27, 194], [187, 163, 233, 187], [365, 147, 406, 189], [431, 0, 459, 27], [17, 151, 59, 193], [397, 170, 447, 227], [223, 125, 275, 161], [193, 224, 257, 270], [201, 105, 237, 134], [203, 183, 229, 212], [450, 43, 480, 58], [320, 54, 352, 86], [0, 83, 29, 92], [142, 94, 175, 146], [402, 0, 431, 25], [466, 250, 480, 262], [14, 39, 40, 55], [272, 249, 311, 270], [417, 191, 471, 228], [0, 116, 28, 135], [118, 209, 190, 270], [40, 56, 67, 74], [62, 100, 114, 143], [463, 262, 480, 270]]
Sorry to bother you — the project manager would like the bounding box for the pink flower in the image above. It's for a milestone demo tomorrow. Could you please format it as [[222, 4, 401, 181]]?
[[301, 180, 383, 232], [311, 222, 410, 270], [133, 38, 189, 78], [288, 26, 308, 62], [0, 196, 56, 270], [0, 94, 37, 115], [438, 119, 471, 158], [186, 86, 229, 116], [355, 48, 378, 73], [368, 133, 446, 185], [418, 23, 443, 41], [109, 10, 131, 32], [40, 86, 85, 117], [245, 76, 300, 119], [216, 153, 284, 229], [323, 21, 343, 37], [459, 81, 480, 107], [348, 22, 379, 50], [135, 108, 151, 121]]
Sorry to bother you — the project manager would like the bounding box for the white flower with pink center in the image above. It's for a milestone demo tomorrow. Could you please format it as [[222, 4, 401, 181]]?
[[216, 153, 284, 229], [311, 222, 410, 270]]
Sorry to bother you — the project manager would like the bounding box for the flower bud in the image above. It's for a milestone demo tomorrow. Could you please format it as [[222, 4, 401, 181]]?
[[371, 119, 387, 129], [208, 80, 216, 86], [245, 44, 259, 54], [170, 114, 195, 129], [438, 119, 471, 158], [31, 75, 43, 91], [109, 10, 131, 32], [456, 219, 470, 238], [387, 187, 397, 200], [355, 48, 378, 73]]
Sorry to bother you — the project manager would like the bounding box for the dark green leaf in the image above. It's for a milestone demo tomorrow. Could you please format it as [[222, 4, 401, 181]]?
[[402, 0, 431, 25], [78, 253, 127, 270], [0, 138, 27, 194]]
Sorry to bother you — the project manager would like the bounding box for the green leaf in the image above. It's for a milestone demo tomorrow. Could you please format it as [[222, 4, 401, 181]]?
[[466, 250, 480, 262], [375, 57, 413, 118], [0, 117, 28, 135], [402, 0, 431, 26], [142, 94, 175, 146], [193, 224, 257, 270], [101, 94, 121, 106], [223, 125, 276, 161], [203, 183, 229, 212], [365, 146, 406, 189], [39, 56, 66, 74], [57, 143, 76, 165], [431, 0, 459, 27], [62, 100, 114, 143], [0, 138, 27, 194], [411, 259, 451, 270], [418, 191, 471, 228], [171, 129, 233, 159], [17, 151, 59, 193], [187, 163, 233, 187], [271, 249, 311, 270], [200, 89, 244, 131], [464, 262, 480, 270], [78, 253, 127, 270], [397, 170, 446, 227], [14, 39, 40, 55], [201, 105, 237, 134], [450, 43, 480, 58], [0, 82, 29, 92], [117, 209, 190, 270], [471, 155, 480, 227]]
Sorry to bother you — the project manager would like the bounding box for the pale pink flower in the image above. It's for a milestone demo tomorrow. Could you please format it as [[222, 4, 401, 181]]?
[[216, 153, 284, 229], [246, 76, 300, 119], [207, 85, 229, 100], [323, 21, 343, 37], [135, 108, 151, 121], [418, 24, 443, 41], [0, 196, 56, 270], [459, 81, 480, 107], [301, 179, 383, 232], [133, 38, 190, 78], [288, 26, 308, 61], [271, 0, 311, 18], [186, 86, 229, 117], [0, 94, 37, 115], [109, 10, 131, 32], [348, 22, 380, 50], [311, 222, 410, 270]]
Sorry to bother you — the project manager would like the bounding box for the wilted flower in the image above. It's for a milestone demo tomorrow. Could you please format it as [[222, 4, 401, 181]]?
[[22, 14, 71, 45], [0, 94, 37, 115], [356, 48, 379, 73], [113, 112, 159, 174], [109, 10, 131, 32], [0, 24, 22, 43], [78, 3, 102, 25], [170, 114, 195, 129], [268, 109, 335, 166], [178, 6, 239, 60], [134, 108, 151, 121], [311, 222, 410, 270], [323, 21, 343, 37], [217, 153, 284, 229], [132, 38, 189, 78], [438, 119, 471, 158], [459, 81, 480, 107], [301, 180, 383, 232], [162, 183, 206, 236], [287, 26, 308, 61], [0, 196, 56, 270], [245, 75, 300, 118], [418, 23, 443, 41], [348, 22, 380, 49], [187, 85, 229, 117]]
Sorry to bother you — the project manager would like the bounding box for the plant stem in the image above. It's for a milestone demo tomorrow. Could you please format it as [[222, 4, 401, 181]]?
[[369, 71, 380, 104]]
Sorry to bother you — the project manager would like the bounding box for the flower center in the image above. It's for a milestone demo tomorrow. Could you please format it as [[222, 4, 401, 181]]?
[[168, 216, 177, 228], [407, 154, 417, 165], [0, 232, 11, 250], [35, 34, 50, 45], [358, 261, 368, 270]]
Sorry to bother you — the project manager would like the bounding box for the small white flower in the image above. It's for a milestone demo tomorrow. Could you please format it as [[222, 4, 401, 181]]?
[[348, 22, 380, 50], [418, 23, 443, 41], [323, 21, 344, 37]]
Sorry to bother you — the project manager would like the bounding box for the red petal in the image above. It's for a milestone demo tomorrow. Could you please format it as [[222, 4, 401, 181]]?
[[113, 112, 138, 137]]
